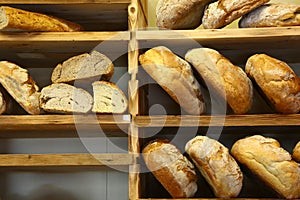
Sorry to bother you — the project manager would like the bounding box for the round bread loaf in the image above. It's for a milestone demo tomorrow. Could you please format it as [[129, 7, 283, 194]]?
[[293, 141, 300, 162], [142, 140, 198, 198], [245, 54, 300, 114], [185, 136, 243, 198]]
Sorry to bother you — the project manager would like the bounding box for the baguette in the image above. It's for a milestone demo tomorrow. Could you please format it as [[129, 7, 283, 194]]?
[[185, 48, 253, 114], [293, 141, 300, 162], [0, 6, 82, 32], [139, 46, 205, 115], [245, 54, 300, 114], [231, 135, 300, 199], [239, 4, 300, 28], [142, 140, 198, 198], [0, 61, 40, 115]]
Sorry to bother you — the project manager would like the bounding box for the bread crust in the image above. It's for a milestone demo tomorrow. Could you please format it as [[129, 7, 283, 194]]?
[[185, 48, 253, 114], [245, 54, 300, 114], [156, 0, 215, 29], [0, 6, 82, 32], [139, 46, 205, 115], [293, 141, 300, 162], [0, 91, 6, 114], [231, 135, 300, 199], [185, 136, 243, 198], [142, 140, 198, 198], [202, 0, 270, 29], [0, 61, 40, 115], [239, 3, 300, 28]]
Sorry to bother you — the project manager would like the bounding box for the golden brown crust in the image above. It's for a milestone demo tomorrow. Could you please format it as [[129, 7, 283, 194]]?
[[245, 54, 300, 114], [293, 141, 300, 162], [0, 6, 82, 32]]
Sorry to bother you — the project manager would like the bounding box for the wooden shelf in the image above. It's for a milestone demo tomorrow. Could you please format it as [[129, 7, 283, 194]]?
[[0, 153, 133, 167], [134, 114, 300, 127]]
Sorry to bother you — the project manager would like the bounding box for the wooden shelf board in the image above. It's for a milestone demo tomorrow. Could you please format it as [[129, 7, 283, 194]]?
[[0, 153, 133, 167], [134, 114, 300, 127], [0, 0, 131, 4]]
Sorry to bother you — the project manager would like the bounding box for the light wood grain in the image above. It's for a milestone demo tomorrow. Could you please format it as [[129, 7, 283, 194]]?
[[134, 114, 300, 127], [0, 154, 133, 167]]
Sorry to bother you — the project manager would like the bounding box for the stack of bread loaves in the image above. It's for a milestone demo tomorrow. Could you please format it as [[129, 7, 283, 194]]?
[[156, 0, 300, 29]]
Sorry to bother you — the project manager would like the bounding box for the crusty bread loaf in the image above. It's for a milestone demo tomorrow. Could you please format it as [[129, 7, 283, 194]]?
[[293, 141, 300, 162], [245, 54, 300, 114], [239, 4, 300, 28], [51, 51, 114, 84], [142, 140, 198, 198], [185, 136, 243, 198], [156, 0, 215, 29], [0, 6, 82, 32], [0, 90, 6, 114], [139, 46, 205, 115], [202, 0, 270, 29], [231, 135, 300, 199], [0, 61, 40, 115], [185, 48, 253, 114], [40, 83, 93, 113], [92, 81, 127, 114]]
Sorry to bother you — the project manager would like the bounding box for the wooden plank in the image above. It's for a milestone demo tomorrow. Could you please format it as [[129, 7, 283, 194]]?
[[134, 114, 300, 127], [0, 153, 133, 167], [0, 0, 131, 4]]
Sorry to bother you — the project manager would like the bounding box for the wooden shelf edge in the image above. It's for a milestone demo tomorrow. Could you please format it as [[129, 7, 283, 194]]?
[[0, 0, 131, 4], [0, 153, 133, 167], [134, 114, 300, 127]]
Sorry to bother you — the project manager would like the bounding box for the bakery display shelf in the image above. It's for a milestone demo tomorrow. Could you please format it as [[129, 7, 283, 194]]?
[[133, 114, 300, 127], [0, 153, 133, 167]]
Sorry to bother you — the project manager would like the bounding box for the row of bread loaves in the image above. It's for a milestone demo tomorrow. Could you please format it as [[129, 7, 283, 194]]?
[[139, 46, 300, 115], [0, 51, 128, 115], [156, 0, 300, 29], [143, 135, 300, 198]]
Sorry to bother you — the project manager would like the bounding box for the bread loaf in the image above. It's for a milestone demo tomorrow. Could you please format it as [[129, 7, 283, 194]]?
[[0, 90, 6, 114], [142, 140, 198, 198], [40, 83, 93, 113], [51, 51, 114, 84], [139, 46, 205, 115], [293, 141, 300, 162], [202, 0, 270, 29], [185, 48, 253, 114], [245, 54, 300, 114], [92, 81, 127, 114], [0, 61, 40, 115], [239, 4, 300, 28], [0, 6, 82, 32], [185, 136, 243, 197], [231, 135, 300, 199], [156, 0, 215, 29]]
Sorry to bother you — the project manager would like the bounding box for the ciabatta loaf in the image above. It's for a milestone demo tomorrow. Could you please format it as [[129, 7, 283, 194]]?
[[239, 4, 300, 28], [40, 83, 93, 113], [0, 6, 82, 32], [293, 141, 300, 162], [52, 51, 114, 84], [139, 46, 205, 115], [92, 81, 127, 114], [142, 140, 198, 198], [185, 48, 253, 114], [0, 61, 40, 115], [231, 135, 300, 199], [245, 54, 300, 114]]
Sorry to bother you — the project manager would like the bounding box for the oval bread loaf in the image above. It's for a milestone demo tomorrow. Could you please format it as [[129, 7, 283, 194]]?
[[231, 135, 300, 199], [0, 90, 6, 114], [293, 141, 300, 162], [142, 140, 198, 198], [185, 136, 243, 198]]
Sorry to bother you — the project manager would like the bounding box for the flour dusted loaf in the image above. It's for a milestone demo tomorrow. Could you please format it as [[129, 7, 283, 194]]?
[[92, 81, 127, 114], [231, 135, 300, 199], [245, 54, 300, 114], [202, 0, 270, 29], [185, 48, 253, 114], [156, 0, 215, 29], [185, 136, 243, 198], [40, 83, 93, 113], [293, 141, 300, 162], [240, 4, 300, 28], [0, 61, 40, 115], [51, 51, 114, 84], [139, 46, 205, 115], [142, 140, 198, 198], [0, 6, 82, 32]]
